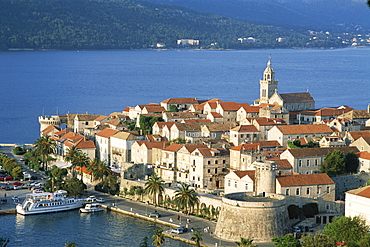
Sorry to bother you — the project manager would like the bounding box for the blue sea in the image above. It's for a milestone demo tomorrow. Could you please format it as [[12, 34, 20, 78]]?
[[0, 48, 369, 144]]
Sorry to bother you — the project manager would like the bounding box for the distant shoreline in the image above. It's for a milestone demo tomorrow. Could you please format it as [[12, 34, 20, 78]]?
[[4, 46, 369, 53]]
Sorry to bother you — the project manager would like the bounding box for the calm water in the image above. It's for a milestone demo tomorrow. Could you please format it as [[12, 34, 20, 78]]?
[[0, 210, 190, 247], [0, 48, 369, 143]]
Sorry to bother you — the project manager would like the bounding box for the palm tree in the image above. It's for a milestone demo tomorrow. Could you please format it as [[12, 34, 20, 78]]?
[[64, 147, 89, 181], [173, 183, 199, 213], [144, 174, 165, 205], [191, 231, 203, 247], [64, 146, 80, 164], [152, 229, 165, 247], [88, 158, 110, 182], [235, 237, 257, 247], [33, 135, 56, 170]]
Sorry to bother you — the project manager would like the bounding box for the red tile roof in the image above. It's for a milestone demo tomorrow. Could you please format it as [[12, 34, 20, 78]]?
[[233, 170, 255, 181], [231, 125, 259, 132], [75, 139, 95, 149], [286, 146, 359, 158], [277, 174, 334, 187], [276, 124, 333, 135], [280, 92, 314, 103], [349, 131, 370, 140], [75, 166, 92, 175], [358, 152, 370, 160], [161, 98, 199, 104], [182, 119, 211, 123], [346, 185, 370, 199], [163, 143, 183, 152], [211, 112, 223, 118], [96, 128, 119, 138], [274, 159, 292, 169]]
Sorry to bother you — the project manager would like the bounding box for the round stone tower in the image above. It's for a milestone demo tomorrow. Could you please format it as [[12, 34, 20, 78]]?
[[254, 160, 277, 197], [214, 192, 290, 242]]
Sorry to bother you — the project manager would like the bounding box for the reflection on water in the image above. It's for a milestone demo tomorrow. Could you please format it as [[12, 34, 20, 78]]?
[[1, 210, 190, 247]]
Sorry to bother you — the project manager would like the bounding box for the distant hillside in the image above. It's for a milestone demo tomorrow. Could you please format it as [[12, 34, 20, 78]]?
[[0, 0, 346, 50], [144, 0, 370, 31]]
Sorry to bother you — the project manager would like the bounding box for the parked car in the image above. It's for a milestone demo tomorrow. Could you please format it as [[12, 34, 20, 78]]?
[[20, 157, 24, 161], [86, 195, 104, 203], [12, 182, 24, 186], [0, 175, 13, 181], [171, 226, 187, 234], [148, 212, 160, 218], [96, 198, 105, 203]]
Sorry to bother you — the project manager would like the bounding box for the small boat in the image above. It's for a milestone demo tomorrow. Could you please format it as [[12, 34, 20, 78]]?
[[79, 203, 104, 213], [16, 190, 85, 215]]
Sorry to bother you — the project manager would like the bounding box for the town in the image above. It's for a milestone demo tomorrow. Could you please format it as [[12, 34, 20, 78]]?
[[30, 60, 370, 244]]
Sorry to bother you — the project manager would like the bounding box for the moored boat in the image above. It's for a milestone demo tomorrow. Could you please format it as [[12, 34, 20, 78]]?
[[16, 190, 85, 215], [79, 203, 104, 213]]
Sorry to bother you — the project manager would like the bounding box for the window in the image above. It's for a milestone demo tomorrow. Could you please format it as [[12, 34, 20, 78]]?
[[210, 178, 212, 181], [208, 169, 210, 173], [235, 181, 238, 188], [286, 189, 289, 195], [306, 188, 310, 195], [296, 188, 300, 195], [306, 160, 310, 166], [298, 160, 302, 167], [315, 159, 318, 166], [193, 176, 195, 180], [179, 173, 181, 177], [193, 168, 195, 172], [326, 186, 330, 193], [245, 184, 248, 190], [208, 161, 211, 165], [215, 168, 218, 174], [223, 160, 226, 164], [228, 180, 231, 186], [198, 177, 200, 181], [215, 160, 218, 164]]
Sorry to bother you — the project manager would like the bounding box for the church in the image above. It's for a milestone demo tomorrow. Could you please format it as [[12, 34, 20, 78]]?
[[254, 59, 315, 112]]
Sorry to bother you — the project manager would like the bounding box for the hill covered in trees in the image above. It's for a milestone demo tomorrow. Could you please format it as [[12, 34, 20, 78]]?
[[0, 0, 347, 50]]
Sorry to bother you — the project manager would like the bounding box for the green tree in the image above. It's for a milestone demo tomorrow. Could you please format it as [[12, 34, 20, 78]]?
[[320, 149, 345, 176], [235, 237, 257, 247], [344, 151, 359, 173], [88, 158, 110, 183], [152, 230, 165, 247], [33, 135, 56, 170], [191, 231, 203, 247], [322, 216, 370, 246], [168, 105, 179, 112], [300, 233, 332, 247], [173, 183, 199, 213], [271, 234, 301, 247], [64, 147, 89, 181], [62, 177, 86, 196], [144, 174, 165, 205]]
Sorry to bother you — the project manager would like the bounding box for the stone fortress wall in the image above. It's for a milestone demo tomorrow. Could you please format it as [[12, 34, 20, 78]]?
[[214, 192, 290, 242]]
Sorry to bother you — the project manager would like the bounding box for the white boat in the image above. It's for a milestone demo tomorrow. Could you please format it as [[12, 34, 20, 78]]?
[[79, 203, 104, 213], [16, 190, 85, 215]]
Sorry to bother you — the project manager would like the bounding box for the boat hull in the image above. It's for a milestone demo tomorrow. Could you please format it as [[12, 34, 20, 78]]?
[[17, 201, 85, 215]]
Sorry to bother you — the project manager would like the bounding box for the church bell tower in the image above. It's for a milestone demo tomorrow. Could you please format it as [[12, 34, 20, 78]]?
[[259, 59, 278, 104]]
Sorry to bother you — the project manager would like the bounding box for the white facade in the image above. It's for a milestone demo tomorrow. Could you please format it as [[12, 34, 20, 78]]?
[[345, 186, 370, 226]]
